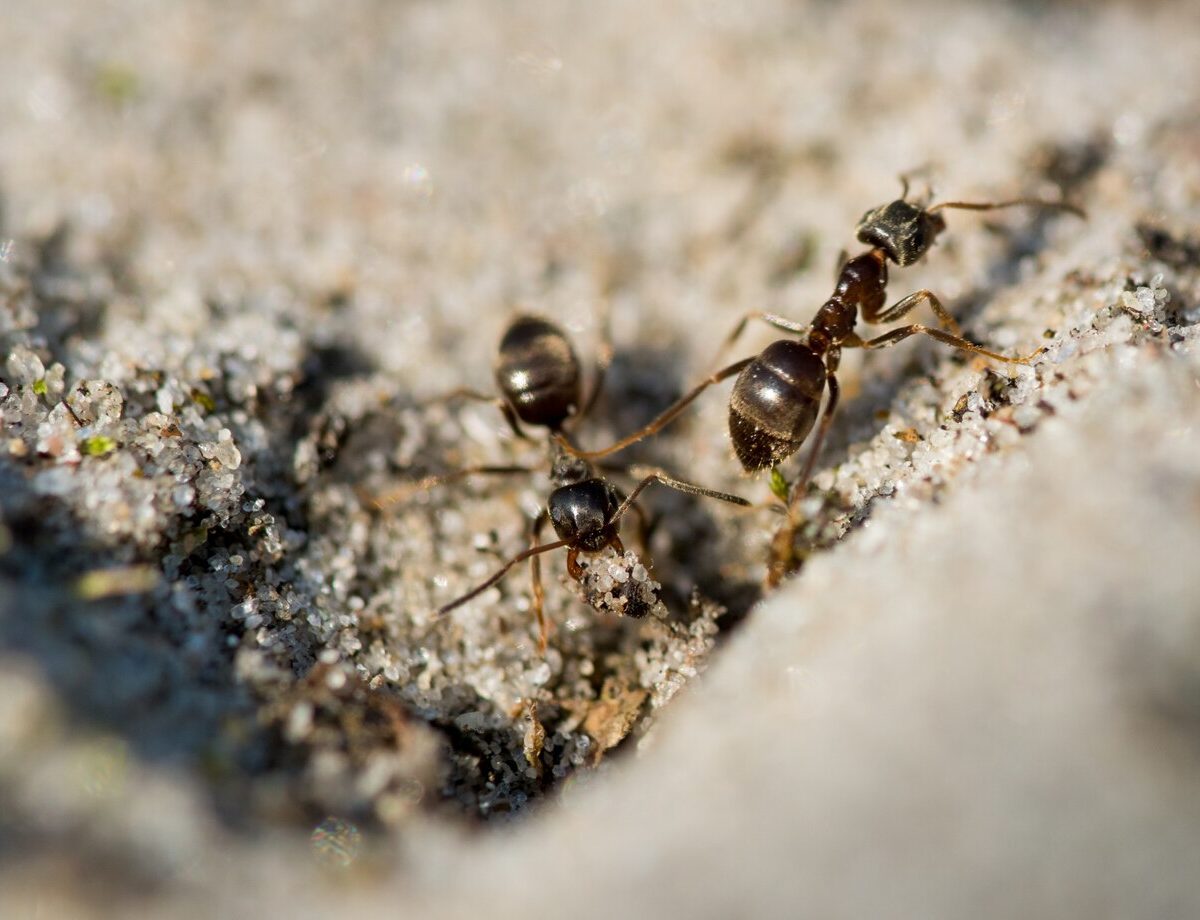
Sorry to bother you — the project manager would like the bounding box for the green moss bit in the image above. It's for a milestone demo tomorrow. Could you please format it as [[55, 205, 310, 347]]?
[[31, 378, 48, 396], [75, 564, 159, 600], [192, 389, 216, 413], [768, 467, 790, 503], [180, 523, 210, 555], [96, 63, 139, 105], [82, 434, 117, 456]]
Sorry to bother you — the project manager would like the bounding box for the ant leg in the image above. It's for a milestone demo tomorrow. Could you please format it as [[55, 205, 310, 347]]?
[[610, 469, 751, 529], [870, 289, 963, 336], [529, 512, 549, 654], [61, 399, 85, 427], [568, 309, 806, 462], [628, 502, 652, 560], [436, 538, 570, 617], [566, 547, 584, 580], [496, 400, 533, 442], [833, 249, 848, 282], [556, 356, 754, 460], [787, 367, 841, 514], [602, 468, 659, 559], [576, 297, 614, 425], [708, 311, 808, 372], [767, 366, 841, 587], [845, 324, 1045, 365], [425, 388, 532, 442], [365, 464, 538, 510]]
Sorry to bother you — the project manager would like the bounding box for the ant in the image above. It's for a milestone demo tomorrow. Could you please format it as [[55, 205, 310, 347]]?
[[553, 183, 1085, 582], [373, 313, 750, 651]]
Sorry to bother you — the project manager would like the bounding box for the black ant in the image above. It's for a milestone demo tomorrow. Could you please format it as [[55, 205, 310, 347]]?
[[373, 313, 750, 651], [553, 184, 1084, 581]]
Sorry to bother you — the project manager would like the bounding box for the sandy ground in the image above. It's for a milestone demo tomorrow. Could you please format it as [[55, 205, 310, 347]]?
[[2, 1, 1200, 917]]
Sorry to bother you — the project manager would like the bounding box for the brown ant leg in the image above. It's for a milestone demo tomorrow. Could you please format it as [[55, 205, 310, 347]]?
[[529, 512, 549, 654], [575, 297, 614, 425], [765, 358, 841, 588], [844, 323, 1045, 365], [833, 249, 848, 281], [707, 311, 809, 372], [425, 388, 533, 442], [556, 357, 754, 460], [567, 534, 629, 579], [365, 464, 538, 510], [869, 288, 964, 336], [566, 547, 584, 580], [627, 502, 652, 560], [786, 361, 842, 516]]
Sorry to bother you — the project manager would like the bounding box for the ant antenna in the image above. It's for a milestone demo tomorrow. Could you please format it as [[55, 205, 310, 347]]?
[[576, 295, 614, 424], [436, 539, 570, 617], [609, 468, 751, 527], [928, 197, 1086, 219], [896, 164, 936, 204]]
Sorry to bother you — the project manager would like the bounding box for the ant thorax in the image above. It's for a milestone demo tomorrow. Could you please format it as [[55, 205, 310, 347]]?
[[549, 447, 593, 487]]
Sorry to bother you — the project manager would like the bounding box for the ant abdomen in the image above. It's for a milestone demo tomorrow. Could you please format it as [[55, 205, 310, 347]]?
[[728, 340, 826, 471], [494, 315, 581, 429]]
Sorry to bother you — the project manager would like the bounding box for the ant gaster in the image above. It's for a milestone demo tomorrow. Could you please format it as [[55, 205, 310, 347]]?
[[555, 185, 1084, 576], [377, 312, 750, 650]]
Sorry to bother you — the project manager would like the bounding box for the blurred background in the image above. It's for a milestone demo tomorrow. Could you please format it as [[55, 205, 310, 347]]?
[[2, 1, 1199, 917]]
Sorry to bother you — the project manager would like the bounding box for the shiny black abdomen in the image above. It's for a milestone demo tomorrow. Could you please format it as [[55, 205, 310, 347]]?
[[728, 340, 826, 471], [547, 477, 623, 551], [494, 315, 581, 429]]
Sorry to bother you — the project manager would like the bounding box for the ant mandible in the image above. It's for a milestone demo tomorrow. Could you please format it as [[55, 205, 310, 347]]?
[[553, 184, 1084, 578], [375, 313, 750, 651]]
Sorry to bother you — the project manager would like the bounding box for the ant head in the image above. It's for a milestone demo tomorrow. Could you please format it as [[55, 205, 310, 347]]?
[[855, 199, 947, 267], [547, 477, 622, 552]]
